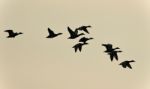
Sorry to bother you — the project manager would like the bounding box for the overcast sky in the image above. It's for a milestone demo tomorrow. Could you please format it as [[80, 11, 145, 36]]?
[[0, 0, 150, 89]]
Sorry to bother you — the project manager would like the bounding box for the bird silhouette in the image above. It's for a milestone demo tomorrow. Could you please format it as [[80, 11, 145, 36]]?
[[107, 50, 122, 61], [46, 28, 62, 38], [102, 44, 120, 53], [67, 27, 84, 39], [72, 43, 88, 52], [76, 25, 91, 34], [79, 37, 93, 44], [4, 30, 23, 38], [119, 60, 135, 69]]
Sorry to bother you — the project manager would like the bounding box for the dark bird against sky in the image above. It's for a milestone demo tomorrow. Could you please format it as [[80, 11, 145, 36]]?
[[72, 43, 88, 52], [107, 50, 122, 61], [79, 37, 93, 44], [67, 27, 85, 39], [46, 28, 62, 38], [102, 44, 120, 53], [119, 60, 135, 69], [76, 25, 91, 34], [4, 30, 23, 38]]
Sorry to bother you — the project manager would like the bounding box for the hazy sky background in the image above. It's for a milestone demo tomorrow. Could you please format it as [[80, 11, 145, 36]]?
[[0, 0, 150, 89]]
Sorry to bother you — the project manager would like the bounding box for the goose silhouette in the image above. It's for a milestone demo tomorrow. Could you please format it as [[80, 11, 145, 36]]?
[[76, 25, 91, 34], [4, 30, 23, 38], [79, 37, 93, 44], [72, 43, 88, 52], [119, 60, 135, 69], [67, 27, 84, 39], [102, 44, 120, 52], [46, 28, 62, 38], [107, 50, 122, 61]]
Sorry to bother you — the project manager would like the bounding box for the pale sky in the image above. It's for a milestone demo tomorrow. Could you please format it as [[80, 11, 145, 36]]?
[[0, 0, 150, 89]]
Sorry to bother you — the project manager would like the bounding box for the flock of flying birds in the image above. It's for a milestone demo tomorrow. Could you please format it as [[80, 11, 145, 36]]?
[[4, 25, 135, 69]]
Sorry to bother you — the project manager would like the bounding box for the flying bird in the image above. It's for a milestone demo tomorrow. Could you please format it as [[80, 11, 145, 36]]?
[[4, 30, 23, 38], [102, 44, 120, 53], [72, 43, 88, 52], [119, 60, 135, 69], [46, 28, 62, 38], [76, 25, 91, 34], [79, 37, 93, 44], [107, 50, 122, 61], [67, 27, 84, 39]]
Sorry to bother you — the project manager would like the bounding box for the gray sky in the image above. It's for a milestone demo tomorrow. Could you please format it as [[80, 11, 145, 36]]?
[[0, 0, 150, 89]]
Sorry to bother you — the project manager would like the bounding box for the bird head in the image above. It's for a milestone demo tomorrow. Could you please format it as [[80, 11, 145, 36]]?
[[89, 37, 94, 39], [19, 32, 23, 34], [87, 25, 92, 28], [115, 47, 120, 49], [117, 51, 122, 52], [130, 60, 135, 62], [58, 33, 63, 35]]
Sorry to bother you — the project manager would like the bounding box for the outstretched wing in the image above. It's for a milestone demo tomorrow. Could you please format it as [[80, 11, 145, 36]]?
[[5, 30, 14, 36], [73, 44, 78, 52], [83, 29, 89, 34], [122, 64, 127, 68], [74, 29, 78, 34], [109, 53, 114, 61], [79, 45, 82, 52], [74, 47, 78, 52], [68, 27, 75, 36], [102, 44, 113, 52], [106, 44, 113, 51], [127, 64, 132, 69], [79, 37, 85, 42], [114, 52, 118, 61], [48, 28, 55, 35]]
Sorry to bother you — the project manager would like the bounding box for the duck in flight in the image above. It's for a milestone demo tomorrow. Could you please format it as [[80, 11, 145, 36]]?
[[119, 60, 135, 69], [76, 25, 91, 34], [4, 30, 23, 38], [79, 37, 93, 44], [107, 50, 122, 61], [72, 43, 88, 52], [46, 28, 62, 38], [67, 27, 85, 39], [102, 44, 120, 53]]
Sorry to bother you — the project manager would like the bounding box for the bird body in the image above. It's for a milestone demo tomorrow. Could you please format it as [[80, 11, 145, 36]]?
[[102, 44, 120, 52], [119, 60, 135, 69], [4, 30, 23, 38], [102, 44, 122, 61], [46, 28, 62, 38], [108, 50, 122, 61], [72, 43, 88, 52], [76, 25, 91, 34], [68, 27, 84, 39], [79, 37, 93, 44]]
